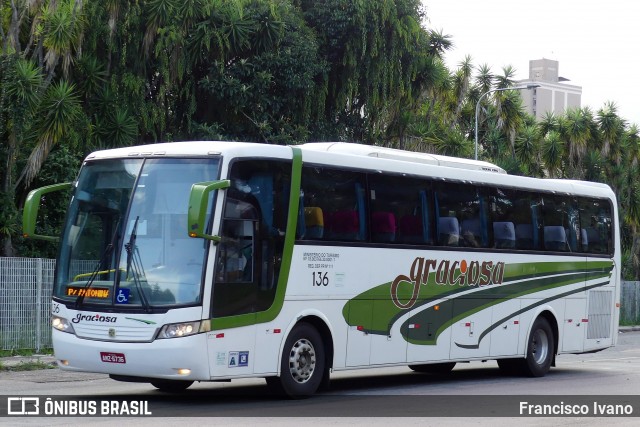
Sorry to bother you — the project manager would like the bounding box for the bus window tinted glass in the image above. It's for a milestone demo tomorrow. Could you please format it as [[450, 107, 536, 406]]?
[[213, 159, 291, 317], [368, 174, 432, 245], [579, 198, 613, 254], [541, 195, 580, 252], [434, 182, 488, 248], [300, 166, 366, 242]]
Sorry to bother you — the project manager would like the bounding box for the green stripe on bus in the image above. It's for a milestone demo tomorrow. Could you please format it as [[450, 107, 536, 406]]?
[[453, 279, 611, 349], [343, 260, 613, 338], [400, 271, 611, 345]]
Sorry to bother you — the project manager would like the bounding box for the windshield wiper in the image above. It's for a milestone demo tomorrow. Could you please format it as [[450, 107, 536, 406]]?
[[75, 219, 120, 308], [124, 216, 151, 312]]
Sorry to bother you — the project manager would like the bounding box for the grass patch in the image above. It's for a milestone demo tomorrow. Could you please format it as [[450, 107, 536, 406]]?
[[0, 360, 56, 372], [0, 348, 53, 358]]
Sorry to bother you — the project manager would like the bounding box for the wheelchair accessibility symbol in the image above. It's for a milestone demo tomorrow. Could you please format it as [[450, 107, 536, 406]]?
[[116, 288, 130, 304]]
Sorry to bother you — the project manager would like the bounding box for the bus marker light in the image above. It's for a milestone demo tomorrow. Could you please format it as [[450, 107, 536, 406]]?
[[357, 326, 364, 331], [273, 329, 281, 334], [582, 319, 589, 323], [513, 320, 519, 325], [465, 322, 471, 327], [216, 333, 224, 339], [434, 305, 440, 311], [176, 369, 191, 375]]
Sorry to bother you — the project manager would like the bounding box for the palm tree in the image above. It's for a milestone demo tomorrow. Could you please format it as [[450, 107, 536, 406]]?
[[41, 0, 86, 85], [451, 55, 473, 125], [15, 80, 82, 188], [426, 29, 453, 59], [538, 111, 560, 137], [494, 65, 516, 89], [494, 88, 526, 159], [560, 107, 593, 178], [541, 130, 564, 178], [474, 64, 493, 95], [515, 124, 542, 176], [597, 102, 626, 164], [420, 56, 451, 126]]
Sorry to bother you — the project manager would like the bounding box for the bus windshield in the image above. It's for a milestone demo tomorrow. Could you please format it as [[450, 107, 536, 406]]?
[[55, 157, 220, 309]]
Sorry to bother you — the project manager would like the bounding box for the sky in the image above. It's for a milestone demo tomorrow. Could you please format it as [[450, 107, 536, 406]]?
[[422, 0, 640, 125]]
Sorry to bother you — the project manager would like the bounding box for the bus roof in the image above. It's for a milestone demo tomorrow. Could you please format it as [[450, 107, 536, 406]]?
[[83, 140, 614, 200], [298, 142, 506, 174]]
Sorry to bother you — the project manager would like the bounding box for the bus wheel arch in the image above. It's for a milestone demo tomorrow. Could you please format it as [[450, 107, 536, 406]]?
[[299, 315, 334, 377], [267, 316, 333, 398]]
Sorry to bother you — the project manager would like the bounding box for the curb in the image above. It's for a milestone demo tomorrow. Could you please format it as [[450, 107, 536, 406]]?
[[619, 326, 640, 332]]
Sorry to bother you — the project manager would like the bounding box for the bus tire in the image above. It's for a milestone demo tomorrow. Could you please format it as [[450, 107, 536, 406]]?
[[150, 379, 193, 392], [267, 323, 325, 398], [520, 317, 554, 377], [408, 362, 456, 374]]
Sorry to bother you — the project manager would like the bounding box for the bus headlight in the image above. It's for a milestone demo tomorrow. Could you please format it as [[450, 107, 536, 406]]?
[[52, 315, 75, 334], [157, 321, 209, 339]]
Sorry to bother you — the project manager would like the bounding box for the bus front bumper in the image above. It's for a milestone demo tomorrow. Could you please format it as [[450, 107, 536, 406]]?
[[52, 329, 210, 381]]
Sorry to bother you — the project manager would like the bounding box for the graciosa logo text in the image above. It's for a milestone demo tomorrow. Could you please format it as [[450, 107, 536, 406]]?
[[390, 257, 505, 309], [72, 313, 118, 324]]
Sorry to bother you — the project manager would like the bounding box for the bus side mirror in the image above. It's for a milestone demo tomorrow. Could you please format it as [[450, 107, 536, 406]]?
[[188, 180, 230, 242], [23, 182, 73, 242]]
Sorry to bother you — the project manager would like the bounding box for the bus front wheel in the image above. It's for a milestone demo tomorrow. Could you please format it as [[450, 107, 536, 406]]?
[[267, 323, 326, 398]]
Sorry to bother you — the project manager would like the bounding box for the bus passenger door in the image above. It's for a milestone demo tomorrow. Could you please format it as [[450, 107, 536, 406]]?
[[208, 217, 259, 377]]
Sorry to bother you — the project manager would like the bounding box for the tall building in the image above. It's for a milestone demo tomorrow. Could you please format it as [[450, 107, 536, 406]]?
[[518, 58, 582, 119]]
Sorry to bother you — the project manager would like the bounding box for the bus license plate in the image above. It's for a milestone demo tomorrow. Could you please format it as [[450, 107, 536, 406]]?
[[100, 352, 126, 364]]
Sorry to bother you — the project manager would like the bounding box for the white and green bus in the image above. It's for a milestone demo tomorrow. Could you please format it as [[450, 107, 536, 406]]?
[[23, 141, 620, 397]]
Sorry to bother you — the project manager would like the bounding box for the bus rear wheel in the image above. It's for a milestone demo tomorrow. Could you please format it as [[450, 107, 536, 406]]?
[[267, 323, 326, 398], [501, 317, 555, 377], [521, 317, 554, 377], [150, 379, 193, 392], [409, 362, 456, 374]]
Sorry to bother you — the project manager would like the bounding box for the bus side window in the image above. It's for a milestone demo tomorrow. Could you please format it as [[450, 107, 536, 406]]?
[[541, 195, 580, 252], [300, 166, 366, 242], [434, 182, 486, 248], [579, 198, 613, 254]]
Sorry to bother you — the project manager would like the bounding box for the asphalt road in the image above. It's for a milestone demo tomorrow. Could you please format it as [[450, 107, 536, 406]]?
[[1, 331, 640, 426]]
